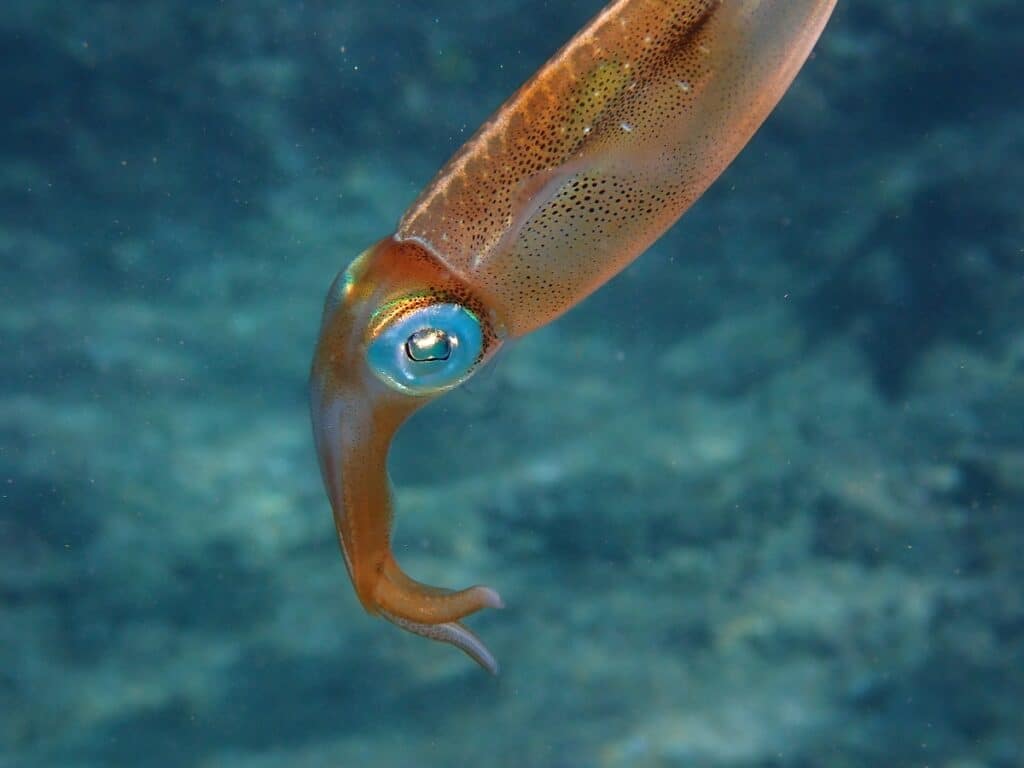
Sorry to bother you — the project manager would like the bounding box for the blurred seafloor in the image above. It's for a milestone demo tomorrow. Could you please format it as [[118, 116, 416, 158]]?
[[1, 1, 1023, 767]]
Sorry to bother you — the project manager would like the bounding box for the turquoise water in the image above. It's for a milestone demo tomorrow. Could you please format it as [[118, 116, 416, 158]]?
[[2, 2, 1022, 766]]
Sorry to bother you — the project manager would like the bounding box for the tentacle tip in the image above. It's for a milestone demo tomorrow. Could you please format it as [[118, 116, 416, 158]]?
[[478, 586, 505, 610], [463, 627, 501, 676]]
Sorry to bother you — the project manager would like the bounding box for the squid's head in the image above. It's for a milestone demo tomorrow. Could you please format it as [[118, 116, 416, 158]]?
[[309, 236, 506, 672]]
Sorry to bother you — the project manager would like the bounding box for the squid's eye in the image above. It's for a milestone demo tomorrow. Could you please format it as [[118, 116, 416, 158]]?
[[367, 303, 483, 394]]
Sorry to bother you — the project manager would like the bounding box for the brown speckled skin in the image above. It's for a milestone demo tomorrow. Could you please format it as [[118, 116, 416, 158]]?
[[400, 0, 837, 336], [311, 0, 837, 672]]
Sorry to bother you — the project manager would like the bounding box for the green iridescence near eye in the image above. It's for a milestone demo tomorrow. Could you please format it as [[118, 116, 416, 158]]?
[[367, 293, 433, 340]]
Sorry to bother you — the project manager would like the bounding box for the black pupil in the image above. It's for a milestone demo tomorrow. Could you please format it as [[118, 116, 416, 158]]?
[[405, 328, 451, 362]]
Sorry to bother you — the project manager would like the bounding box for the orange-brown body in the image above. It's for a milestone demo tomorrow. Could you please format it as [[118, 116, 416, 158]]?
[[311, 0, 837, 672]]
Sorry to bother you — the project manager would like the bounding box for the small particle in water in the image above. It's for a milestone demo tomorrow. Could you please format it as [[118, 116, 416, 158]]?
[[676, 80, 692, 92], [620, 121, 634, 133]]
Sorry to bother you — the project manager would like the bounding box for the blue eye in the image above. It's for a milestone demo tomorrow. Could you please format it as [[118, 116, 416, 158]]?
[[367, 303, 484, 394]]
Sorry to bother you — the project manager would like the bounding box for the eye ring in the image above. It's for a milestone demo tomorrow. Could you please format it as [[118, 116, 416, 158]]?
[[367, 302, 483, 394]]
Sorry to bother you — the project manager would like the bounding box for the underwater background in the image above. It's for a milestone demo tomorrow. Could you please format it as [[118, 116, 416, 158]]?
[[2, 1, 1022, 766]]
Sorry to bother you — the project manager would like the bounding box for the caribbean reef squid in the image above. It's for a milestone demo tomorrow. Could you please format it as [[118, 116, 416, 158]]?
[[310, 0, 837, 673]]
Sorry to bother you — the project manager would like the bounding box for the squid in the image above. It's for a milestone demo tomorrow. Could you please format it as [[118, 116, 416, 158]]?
[[310, 0, 837, 673]]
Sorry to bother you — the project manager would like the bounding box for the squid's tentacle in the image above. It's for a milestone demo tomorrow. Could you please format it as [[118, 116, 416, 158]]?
[[382, 611, 501, 675]]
